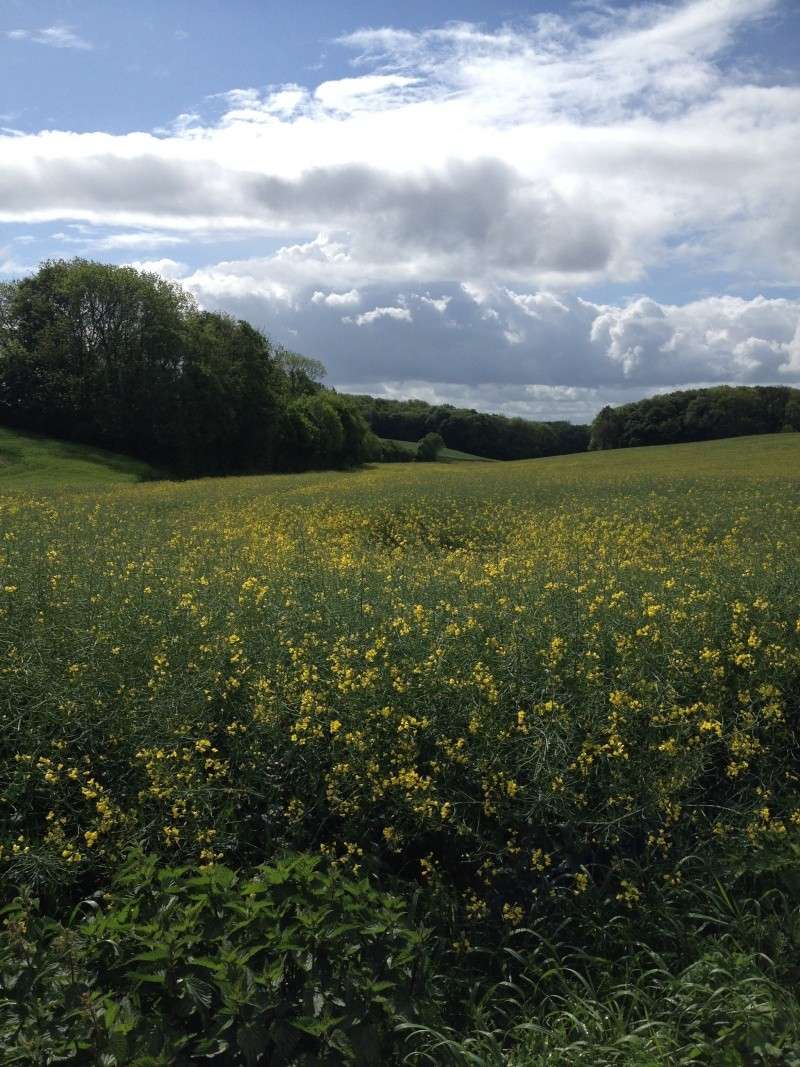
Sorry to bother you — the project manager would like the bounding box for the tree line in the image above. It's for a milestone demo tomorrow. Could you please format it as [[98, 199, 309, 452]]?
[[0, 260, 375, 477], [1, 260, 796, 476], [350, 395, 591, 460], [589, 385, 800, 451]]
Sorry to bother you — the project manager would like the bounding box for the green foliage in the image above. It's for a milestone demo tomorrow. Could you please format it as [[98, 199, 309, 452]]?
[[415, 432, 445, 462], [403, 939, 800, 1066], [274, 347, 328, 397], [0, 259, 373, 478], [0, 851, 429, 1065], [377, 438, 488, 463], [589, 385, 800, 451], [349, 395, 590, 460], [375, 439, 417, 463], [277, 393, 373, 471]]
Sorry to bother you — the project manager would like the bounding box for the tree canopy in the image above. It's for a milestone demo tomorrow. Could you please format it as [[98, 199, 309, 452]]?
[[589, 385, 800, 451], [349, 395, 590, 460], [0, 259, 373, 477]]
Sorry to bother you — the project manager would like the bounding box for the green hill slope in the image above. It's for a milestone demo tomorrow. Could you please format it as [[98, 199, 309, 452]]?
[[0, 427, 157, 489], [521, 429, 800, 483], [382, 437, 495, 462]]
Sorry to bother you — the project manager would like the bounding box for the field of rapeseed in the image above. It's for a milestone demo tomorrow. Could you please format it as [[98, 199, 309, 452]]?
[[2, 432, 800, 1065]]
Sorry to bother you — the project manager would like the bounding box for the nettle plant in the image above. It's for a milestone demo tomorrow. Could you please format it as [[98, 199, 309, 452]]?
[[0, 850, 430, 1066]]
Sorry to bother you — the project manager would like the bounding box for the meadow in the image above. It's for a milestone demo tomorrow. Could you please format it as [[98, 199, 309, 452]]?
[[2, 431, 800, 1064]]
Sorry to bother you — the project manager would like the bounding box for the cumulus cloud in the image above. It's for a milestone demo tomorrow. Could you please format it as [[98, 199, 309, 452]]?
[[344, 305, 413, 326], [0, 0, 797, 287], [123, 258, 188, 280], [588, 294, 800, 382], [178, 253, 800, 404], [417, 294, 451, 313], [506, 289, 569, 318], [6, 24, 92, 50], [2, 0, 799, 419], [311, 288, 361, 307]]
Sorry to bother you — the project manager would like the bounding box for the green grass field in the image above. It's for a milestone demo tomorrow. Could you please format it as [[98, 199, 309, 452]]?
[[0, 426, 156, 489], [2, 432, 800, 1064]]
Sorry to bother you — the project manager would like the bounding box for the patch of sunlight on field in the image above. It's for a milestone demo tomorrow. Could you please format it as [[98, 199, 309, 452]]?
[[0, 427, 155, 489]]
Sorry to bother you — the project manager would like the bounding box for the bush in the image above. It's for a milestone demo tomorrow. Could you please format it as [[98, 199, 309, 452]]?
[[377, 439, 416, 463], [416, 433, 445, 462]]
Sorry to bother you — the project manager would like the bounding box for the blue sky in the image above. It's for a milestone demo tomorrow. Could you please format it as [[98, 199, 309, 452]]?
[[2, 0, 799, 421]]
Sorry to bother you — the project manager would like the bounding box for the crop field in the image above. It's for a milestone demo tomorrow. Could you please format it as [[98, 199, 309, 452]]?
[[2, 433, 800, 1064]]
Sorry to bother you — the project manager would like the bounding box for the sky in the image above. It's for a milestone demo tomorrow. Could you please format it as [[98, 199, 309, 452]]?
[[1, 0, 799, 424]]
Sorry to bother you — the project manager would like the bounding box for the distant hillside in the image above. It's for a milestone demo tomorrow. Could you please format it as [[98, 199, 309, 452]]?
[[349, 395, 590, 460], [0, 427, 156, 489], [381, 437, 495, 462], [590, 385, 800, 451]]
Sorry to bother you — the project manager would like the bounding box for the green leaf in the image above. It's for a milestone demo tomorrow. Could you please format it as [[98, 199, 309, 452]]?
[[125, 970, 167, 986]]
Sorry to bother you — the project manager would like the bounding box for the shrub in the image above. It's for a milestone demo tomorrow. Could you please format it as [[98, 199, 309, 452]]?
[[416, 433, 445, 462]]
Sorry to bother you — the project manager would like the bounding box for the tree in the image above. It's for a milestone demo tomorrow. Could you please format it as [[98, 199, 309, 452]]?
[[347, 394, 590, 460], [416, 432, 445, 461], [588, 406, 624, 450], [273, 346, 327, 397], [0, 259, 190, 460], [588, 386, 800, 453], [178, 312, 286, 475], [783, 393, 800, 432]]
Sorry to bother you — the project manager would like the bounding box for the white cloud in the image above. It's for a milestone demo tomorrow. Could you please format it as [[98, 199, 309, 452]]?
[[311, 288, 361, 306], [343, 305, 413, 326], [506, 289, 569, 318], [314, 74, 418, 111], [0, 0, 795, 290], [588, 294, 800, 381], [51, 229, 187, 252], [123, 258, 188, 280], [417, 294, 451, 313], [1, 0, 799, 412], [94, 232, 187, 251], [6, 24, 92, 50], [780, 322, 800, 375], [179, 267, 800, 394]]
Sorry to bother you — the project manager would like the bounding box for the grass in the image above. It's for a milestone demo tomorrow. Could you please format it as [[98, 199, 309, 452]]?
[[1, 432, 800, 1064], [0, 426, 156, 489], [383, 436, 495, 461]]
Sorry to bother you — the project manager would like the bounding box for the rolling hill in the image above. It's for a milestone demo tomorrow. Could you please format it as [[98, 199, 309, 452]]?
[[0, 427, 157, 489]]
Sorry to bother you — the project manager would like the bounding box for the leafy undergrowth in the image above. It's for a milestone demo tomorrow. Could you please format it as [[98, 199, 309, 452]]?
[[2, 435, 800, 1063]]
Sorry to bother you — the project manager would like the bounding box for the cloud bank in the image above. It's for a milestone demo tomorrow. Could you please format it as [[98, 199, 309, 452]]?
[[1, 0, 798, 419]]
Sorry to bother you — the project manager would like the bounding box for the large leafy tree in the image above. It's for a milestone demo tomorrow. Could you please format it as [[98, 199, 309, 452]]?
[[0, 259, 373, 477], [0, 259, 190, 459]]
